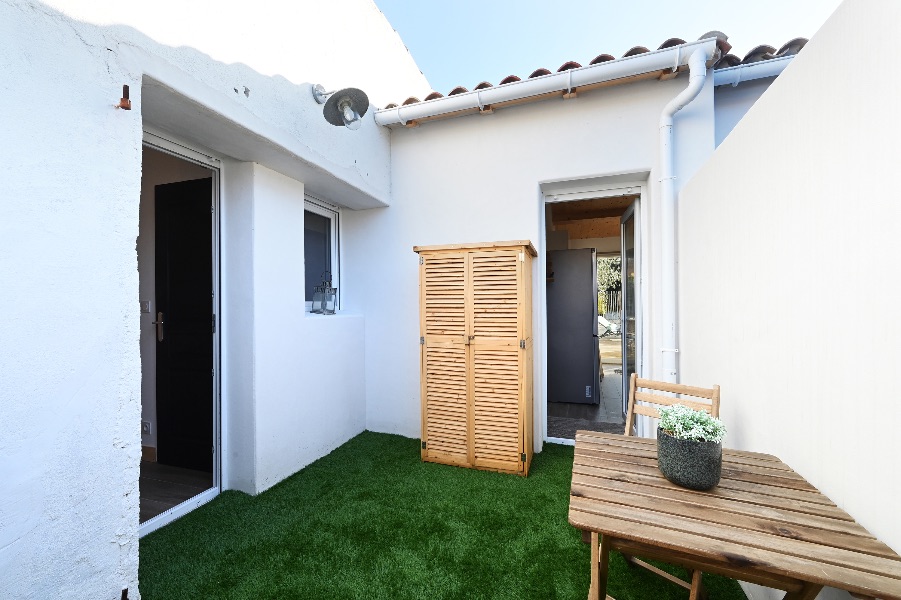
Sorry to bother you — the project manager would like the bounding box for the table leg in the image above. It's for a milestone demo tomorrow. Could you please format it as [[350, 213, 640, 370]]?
[[598, 534, 612, 598], [782, 583, 823, 600], [588, 533, 613, 600], [589, 532, 599, 600]]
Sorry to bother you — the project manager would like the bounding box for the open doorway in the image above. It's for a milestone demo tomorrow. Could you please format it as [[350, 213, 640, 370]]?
[[138, 140, 220, 530], [545, 193, 637, 439]]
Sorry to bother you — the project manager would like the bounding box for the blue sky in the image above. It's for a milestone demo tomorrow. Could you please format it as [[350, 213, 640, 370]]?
[[375, 0, 842, 96]]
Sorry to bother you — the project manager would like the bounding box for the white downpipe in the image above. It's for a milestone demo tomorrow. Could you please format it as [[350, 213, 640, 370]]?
[[375, 39, 718, 127], [658, 47, 710, 383]]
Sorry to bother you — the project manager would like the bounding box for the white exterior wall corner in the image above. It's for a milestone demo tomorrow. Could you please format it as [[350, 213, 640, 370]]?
[[679, 1, 901, 597], [1, 0, 389, 595], [0, 1, 142, 598], [222, 160, 258, 494], [345, 74, 715, 441], [250, 165, 366, 493]]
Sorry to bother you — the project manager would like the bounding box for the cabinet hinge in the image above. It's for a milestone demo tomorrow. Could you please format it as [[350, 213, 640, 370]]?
[[519, 339, 526, 349], [421, 441, 427, 449], [520, 453, 527, 462], [519, 252, 524, 262], [419, 256, 424, 265], [420, 336, 425, 345], [212, 314, 216, 334]]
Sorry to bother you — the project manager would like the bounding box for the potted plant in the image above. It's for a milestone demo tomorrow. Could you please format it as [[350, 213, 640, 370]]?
[[656, 404, 727, 491]]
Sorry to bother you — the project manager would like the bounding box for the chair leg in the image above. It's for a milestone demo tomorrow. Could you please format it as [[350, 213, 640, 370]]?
[[688, 569, 707, 600]]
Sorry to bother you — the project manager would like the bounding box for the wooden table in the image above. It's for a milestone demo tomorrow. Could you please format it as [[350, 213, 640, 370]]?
[[567, 431, 901, 600]]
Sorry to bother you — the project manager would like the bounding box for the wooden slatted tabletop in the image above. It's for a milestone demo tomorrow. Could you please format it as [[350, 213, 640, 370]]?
[[567, 430, 901, 600]]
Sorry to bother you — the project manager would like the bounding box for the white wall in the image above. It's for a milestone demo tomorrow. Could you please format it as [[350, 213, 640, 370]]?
[[138, 147, 213, 450], [680, 1, 900, 597], [250, 165, 366, 493], [344, 74, 715, 443], [0, 2, 142, 597], [0, 1, 384, 596], [714, 77, 776, 146], [41, 0, 430, 108]]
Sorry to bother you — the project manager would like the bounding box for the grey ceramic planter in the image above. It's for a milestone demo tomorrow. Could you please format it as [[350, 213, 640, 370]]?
[[657, 427, 722, 491]]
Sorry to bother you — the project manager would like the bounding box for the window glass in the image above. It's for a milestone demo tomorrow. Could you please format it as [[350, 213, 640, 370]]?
[[304, 210, 331, 301]]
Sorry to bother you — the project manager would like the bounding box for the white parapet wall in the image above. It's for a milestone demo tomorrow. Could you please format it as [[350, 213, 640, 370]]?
[[679, 1, 900, 597], [0, 1, 415, 597]]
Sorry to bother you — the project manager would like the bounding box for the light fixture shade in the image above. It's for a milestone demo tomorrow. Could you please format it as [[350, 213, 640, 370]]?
[[323, 87, 369, 128]]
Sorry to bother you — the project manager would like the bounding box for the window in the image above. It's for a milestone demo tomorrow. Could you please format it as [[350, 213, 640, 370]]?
[[304, 197, 339, 311]]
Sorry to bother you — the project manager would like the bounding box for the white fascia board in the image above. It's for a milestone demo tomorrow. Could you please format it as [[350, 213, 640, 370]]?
[[713, 55, 794, 87], [375, 39, 719, 127]]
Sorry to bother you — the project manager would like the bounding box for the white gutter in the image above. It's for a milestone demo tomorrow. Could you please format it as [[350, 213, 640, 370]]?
[[658, 47, 711, 383], [375, 39, 718, 127], [713, 55, 794, 87]]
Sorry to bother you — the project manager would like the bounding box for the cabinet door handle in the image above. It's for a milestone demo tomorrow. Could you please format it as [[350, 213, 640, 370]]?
[[151, 311, 165, 342]]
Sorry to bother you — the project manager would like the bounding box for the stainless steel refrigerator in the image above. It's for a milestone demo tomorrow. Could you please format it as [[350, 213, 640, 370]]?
[[547, 249, 600, 404]]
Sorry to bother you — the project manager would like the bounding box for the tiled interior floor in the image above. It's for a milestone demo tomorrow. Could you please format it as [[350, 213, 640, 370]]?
[[547, 363, 625, 439], [140, 461, 213, 523]]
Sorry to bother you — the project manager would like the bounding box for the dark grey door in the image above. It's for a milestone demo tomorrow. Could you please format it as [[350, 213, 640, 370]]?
[[547, 249, 600, 404], [155, 177, 214, 472]]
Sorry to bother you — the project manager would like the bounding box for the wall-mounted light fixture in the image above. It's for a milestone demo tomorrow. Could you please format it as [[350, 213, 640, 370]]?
[[312, 84, 369, 130]]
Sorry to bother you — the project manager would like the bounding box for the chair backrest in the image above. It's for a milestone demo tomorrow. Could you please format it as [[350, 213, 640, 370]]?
[[624, 373, 720, 437]]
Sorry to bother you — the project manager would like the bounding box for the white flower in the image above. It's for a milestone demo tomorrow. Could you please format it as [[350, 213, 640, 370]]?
[[658, 404, 726, 443]]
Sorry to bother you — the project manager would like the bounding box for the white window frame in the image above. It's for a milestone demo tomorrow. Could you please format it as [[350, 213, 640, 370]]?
[[304, 195, 340, 313]]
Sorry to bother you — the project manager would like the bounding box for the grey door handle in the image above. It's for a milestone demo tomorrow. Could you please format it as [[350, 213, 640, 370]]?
[[152, 311, 164, 342]]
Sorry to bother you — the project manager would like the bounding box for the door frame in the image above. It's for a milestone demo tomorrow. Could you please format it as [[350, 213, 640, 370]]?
[[620, 199, 643, 431], [540, 180, 646, 446], [139, 128, 222, 537]]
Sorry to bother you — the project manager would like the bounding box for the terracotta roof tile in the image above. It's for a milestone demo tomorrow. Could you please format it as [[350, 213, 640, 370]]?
[[658, 38, 687, 49], [557, 61, 582, 72], [713, 54, 742, 69], [623, 46, 650, 57], [776, 37, 807, 56], [383, 33, 808, 109], [402, 96, 421, 105], [742, 44, 777, 63], [698, 31, 732, 54], [589, 54, 616, 65]]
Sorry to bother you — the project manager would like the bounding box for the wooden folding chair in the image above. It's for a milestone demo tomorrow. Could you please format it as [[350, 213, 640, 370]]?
[[614, 373, 721, 599]]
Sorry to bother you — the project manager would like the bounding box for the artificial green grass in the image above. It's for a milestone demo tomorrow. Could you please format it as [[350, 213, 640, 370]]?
[[139, 432, 747, 599]]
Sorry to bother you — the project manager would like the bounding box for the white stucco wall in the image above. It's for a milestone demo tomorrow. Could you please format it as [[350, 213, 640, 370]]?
[[679, 1, 900, 598], [250, 165, 366, 493], [1, 1, 391, 596], [0, 2, 143, 598], [42, 0, 430, 107], [344, 74, 715, 443], [714, 76, 776, 146]]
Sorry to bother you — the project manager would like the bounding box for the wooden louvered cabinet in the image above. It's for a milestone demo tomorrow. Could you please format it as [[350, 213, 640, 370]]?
[[414, 241, 535, 476]]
